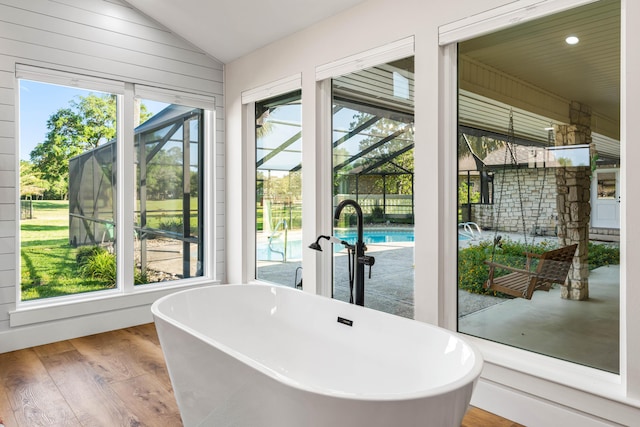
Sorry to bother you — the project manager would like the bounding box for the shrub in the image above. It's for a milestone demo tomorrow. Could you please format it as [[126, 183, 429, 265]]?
[[158, 215, 183, 233], [76, 245, 108, 267], [80, 251, 116, 284], [77, 246, 153, 286], [588, 242, 619, 268], [134, 268, 148, 285]]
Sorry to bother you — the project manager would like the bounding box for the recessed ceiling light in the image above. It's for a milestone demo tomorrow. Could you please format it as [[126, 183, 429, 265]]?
[[565, 36, 579, 45]]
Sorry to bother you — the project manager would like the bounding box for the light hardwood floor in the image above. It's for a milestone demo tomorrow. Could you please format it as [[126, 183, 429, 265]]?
[[0, 324, 523, 426]]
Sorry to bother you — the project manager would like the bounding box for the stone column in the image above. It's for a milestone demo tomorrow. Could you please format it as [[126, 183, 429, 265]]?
[[554, 101, 592, 300]]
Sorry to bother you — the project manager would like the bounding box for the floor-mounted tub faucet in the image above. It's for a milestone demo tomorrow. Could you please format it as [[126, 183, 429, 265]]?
[[309, 200, 375, 306], [333, 199, 375, 306]]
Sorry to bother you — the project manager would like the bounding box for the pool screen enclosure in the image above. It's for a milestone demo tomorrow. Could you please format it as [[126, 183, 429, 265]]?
[[69, 104, 204, 281]]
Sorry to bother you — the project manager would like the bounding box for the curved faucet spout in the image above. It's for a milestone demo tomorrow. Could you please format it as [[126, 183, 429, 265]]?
[[334, 199, 369, 306], [334, 199, 363, 220]]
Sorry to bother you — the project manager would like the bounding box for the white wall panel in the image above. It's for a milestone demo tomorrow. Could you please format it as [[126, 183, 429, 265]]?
[[0, 88, 13, 105], [0, 171, 14, 187], [0, 187, 14, 200], [0, 253, 13, 270], [0, 137, 13, 155], [0, 237, 14, 253], [0, 221, 15, 238], [0, 153, 14, 170], [1, 0, 215, 58], [0, 204, 14, 220], [0, 121, 13, 138]]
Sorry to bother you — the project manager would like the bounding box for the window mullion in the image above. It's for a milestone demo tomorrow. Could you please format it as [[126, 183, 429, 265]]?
[[118, 83, 135, 292]]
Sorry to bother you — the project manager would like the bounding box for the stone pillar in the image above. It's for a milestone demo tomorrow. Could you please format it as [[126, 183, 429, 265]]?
[[554, 101, 592, 300]]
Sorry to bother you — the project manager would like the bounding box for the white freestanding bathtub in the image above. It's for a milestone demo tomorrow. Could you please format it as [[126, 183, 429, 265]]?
[[152, 284, 483, 427]]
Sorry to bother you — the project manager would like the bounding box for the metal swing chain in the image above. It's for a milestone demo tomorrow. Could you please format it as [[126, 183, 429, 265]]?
[[490, 137, 509, 262], [529, 128, 553, 249], [491, 110, 548, 265]]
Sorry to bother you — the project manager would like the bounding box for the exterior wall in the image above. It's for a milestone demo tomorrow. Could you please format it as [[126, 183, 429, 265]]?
[[0, 0, 224, 341], [473, 169, 558, 234], [225, 0, 640, 425]]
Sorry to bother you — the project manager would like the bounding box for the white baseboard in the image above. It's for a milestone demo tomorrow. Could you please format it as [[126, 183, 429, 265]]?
[[0, 304, 152, 353]]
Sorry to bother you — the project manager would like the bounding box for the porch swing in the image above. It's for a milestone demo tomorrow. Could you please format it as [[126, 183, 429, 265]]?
[[483, 111, 577, 299]]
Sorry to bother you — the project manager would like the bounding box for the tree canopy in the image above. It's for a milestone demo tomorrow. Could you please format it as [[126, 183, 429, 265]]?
[[26, 94, 151, 199], [334, 111, 414, 196]]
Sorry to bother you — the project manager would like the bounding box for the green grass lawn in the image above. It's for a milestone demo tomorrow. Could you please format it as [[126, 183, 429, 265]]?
[[21, 200, 113, 301], [21, 199, 199, 301]]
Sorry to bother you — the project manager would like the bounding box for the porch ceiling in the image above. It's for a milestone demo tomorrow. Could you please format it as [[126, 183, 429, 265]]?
[[459, 0, 620, 127]]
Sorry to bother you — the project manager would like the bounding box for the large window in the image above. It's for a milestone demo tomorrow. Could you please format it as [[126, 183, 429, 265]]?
[[331, 57, 415, 318], [134, 100, 204, 285], [20, 80, 120, 301], [456, 0, 620, 373], [255, 91, 302, 286], [18, 69, 212, 304]]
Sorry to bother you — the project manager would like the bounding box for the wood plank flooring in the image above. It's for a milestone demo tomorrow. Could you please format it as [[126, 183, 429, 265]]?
[[0, 324, 523, 427]]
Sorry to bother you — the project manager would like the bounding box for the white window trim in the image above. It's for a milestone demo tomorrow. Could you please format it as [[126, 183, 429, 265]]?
[[438, 0, 600, 46], [12, 66, 218, 326], [315, 36, 414, 81], [241, 74, 302, 105], [440, 0, 637, 413], [16, 63, 125, 95], [135, 84, 216, 111]]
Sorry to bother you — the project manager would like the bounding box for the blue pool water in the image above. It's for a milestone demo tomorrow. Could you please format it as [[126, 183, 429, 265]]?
[[334, 229, 415, 245]]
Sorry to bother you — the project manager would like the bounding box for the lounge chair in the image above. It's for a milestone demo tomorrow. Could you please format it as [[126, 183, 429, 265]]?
[[484, 244, 578, 299]]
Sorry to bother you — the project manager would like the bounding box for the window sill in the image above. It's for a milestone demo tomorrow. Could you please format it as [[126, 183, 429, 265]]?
[[9, 279, 219, 327]]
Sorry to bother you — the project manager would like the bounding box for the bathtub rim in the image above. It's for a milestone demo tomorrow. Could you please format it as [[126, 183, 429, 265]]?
[[151, 283, 484, 402]]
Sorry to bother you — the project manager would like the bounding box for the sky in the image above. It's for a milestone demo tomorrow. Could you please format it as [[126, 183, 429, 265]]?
[[19, 80, 167, 161]]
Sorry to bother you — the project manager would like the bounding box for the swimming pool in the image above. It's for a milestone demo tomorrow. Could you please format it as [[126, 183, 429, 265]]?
[[334, 228, 415, 245], [257, 228, 415, 261]]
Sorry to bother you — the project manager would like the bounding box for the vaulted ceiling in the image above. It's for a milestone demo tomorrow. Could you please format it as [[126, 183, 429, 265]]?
[[123, 0, 367, 63]]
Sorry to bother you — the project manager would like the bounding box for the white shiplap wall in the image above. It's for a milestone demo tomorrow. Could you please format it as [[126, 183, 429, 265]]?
[[0, 0, 225, 336]]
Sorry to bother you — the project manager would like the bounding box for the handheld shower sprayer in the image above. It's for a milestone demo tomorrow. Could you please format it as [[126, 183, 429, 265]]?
[[309, 235, 329, 251], [309, 235, 353, 251]]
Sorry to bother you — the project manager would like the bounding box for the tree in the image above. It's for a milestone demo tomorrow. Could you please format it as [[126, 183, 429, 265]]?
[[19, 160, 47, 199], [28, 94, 152, 200], [146, 147, 183, 200], [341, 112, 414, 196]]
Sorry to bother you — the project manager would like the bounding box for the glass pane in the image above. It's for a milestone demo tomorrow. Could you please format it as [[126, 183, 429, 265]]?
[[20, 80, 118, 300], [331, 57, 415, 318], [134, 100, 204, 284], [255, 91, 302, 286], [456, 0, 620, 373], [597, 172, 616, 199]]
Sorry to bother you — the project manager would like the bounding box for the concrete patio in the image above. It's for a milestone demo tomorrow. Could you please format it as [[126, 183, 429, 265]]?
[[459, 264, 620, 373]]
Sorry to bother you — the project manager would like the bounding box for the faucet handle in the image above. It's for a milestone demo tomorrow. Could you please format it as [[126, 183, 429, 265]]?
[[359, 255, 375, 278]]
